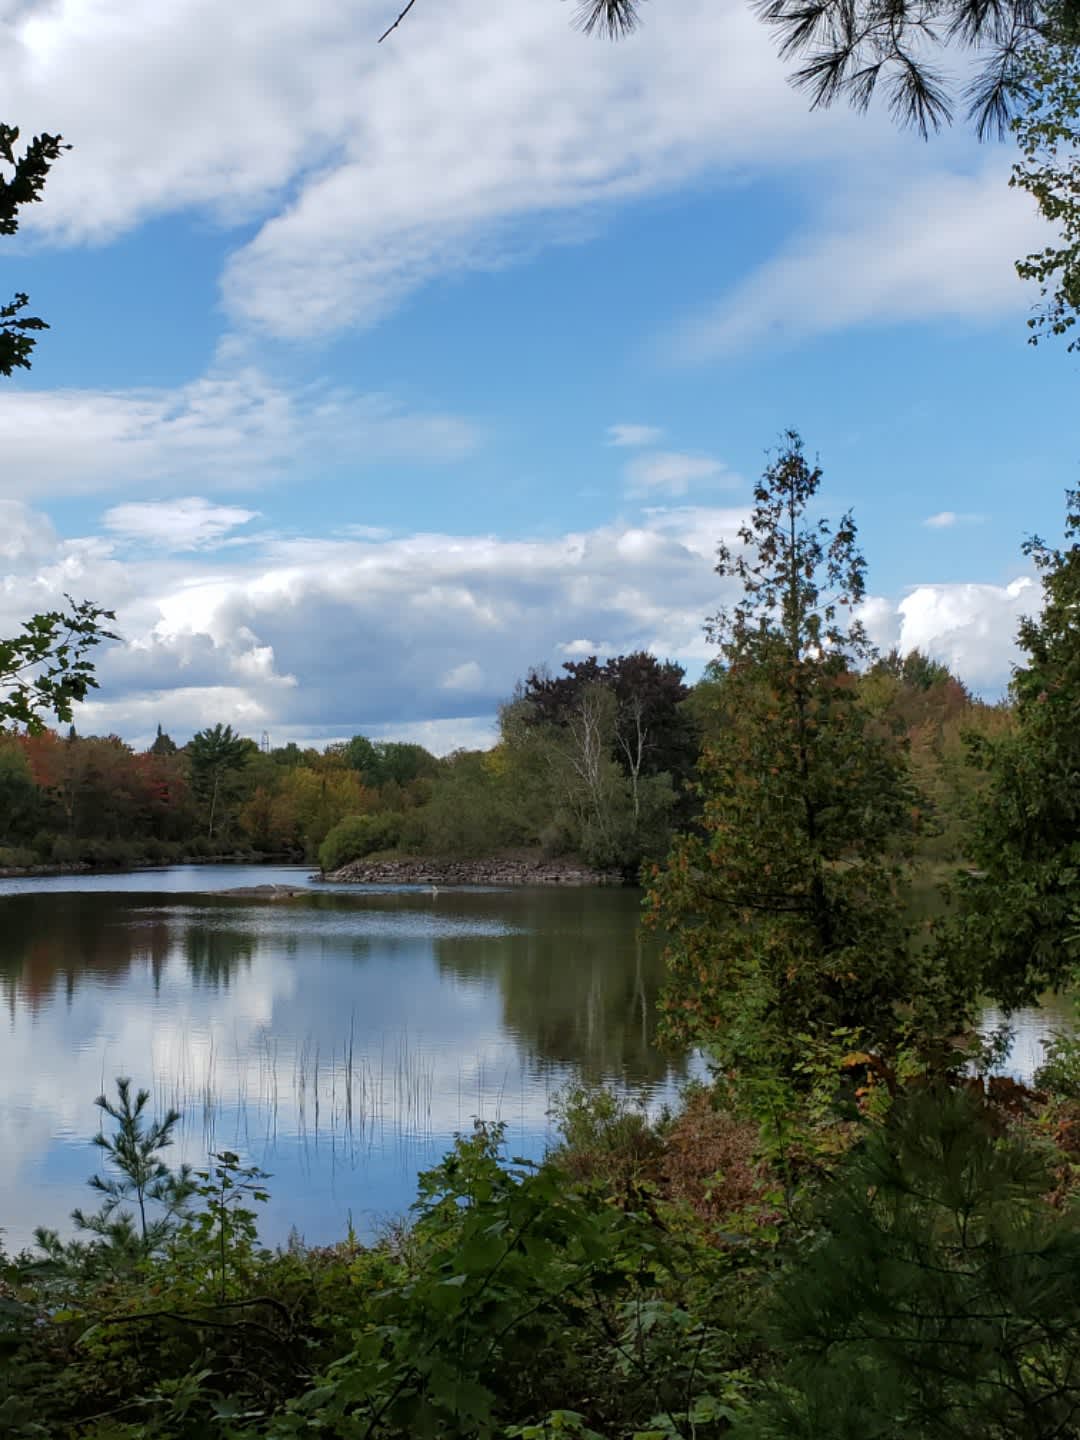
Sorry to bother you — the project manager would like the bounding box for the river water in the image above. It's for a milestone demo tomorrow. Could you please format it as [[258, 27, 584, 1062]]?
[[0, 866, 1068, 1253], [0, 866, 694, 1252]]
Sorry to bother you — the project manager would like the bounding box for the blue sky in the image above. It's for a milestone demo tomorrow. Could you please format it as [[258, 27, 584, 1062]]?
[[1, 0, 1077, 751]]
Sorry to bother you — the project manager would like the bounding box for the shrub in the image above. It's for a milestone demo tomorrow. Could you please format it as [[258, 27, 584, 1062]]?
[[0, 845, 36, 868], [319, 812, 402, 872], [548, 1084, 666, 1190]]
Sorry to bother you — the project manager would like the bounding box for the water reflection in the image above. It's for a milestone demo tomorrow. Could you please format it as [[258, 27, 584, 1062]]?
[[0, 876, 691, 1251], [2, 869, 1067, 1257]]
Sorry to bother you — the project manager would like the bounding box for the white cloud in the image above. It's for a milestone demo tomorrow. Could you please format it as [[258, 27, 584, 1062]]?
[[0, 366, 479, 499], [923, 511, 984, 529], [607, 424, 663, 448], [558, 638, 614, 656], [4, 0, 882, 340], [1, 0, 1046, 355], [442, 660, 483, 691], [861, 578, 1037, 690], [671, 162, 1046, 359], [216, 0, 871, 339], [625, 450, 728, 496], [2, 499, 749, 744], [2, 488, 1044, 750], [104, 497, 259, 550], [0, 500, 57, 562], [897, 578, 1035, 689]]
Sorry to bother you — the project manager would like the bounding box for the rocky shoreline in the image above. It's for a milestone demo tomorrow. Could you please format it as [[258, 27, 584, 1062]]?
[[324, 856, 625, 886]]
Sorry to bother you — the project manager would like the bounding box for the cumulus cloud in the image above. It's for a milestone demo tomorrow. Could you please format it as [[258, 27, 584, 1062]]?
[[2, 499, 749, 747], [0, 367, 479, 499], [861, 578, 1036, 690], [625, 451, 729, 496], [923, 511, 983, 529], [2, 485, 1042, 750], [104, 497, 259, 550], [0, 500, 57, 563], [671, 163, 1046, 359], [896, 579, 1035, 689], [607, 424, 663, 448]]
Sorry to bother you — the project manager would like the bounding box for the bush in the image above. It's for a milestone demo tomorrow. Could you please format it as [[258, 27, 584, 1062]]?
[[549, 1084, 667, 1190], [319, 812, 402, 872], [0, 845, 36, 868], [48, 834, 80, 864]]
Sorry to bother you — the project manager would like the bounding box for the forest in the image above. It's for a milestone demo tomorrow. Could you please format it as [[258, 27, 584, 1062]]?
[[0, 643, 1009, 880]]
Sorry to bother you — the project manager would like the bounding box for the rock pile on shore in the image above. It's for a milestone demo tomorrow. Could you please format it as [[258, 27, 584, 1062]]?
[[324, 856, 623, 886]]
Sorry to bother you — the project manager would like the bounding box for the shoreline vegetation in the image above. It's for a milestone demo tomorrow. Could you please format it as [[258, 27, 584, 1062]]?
[[0, 849, 296, 880]]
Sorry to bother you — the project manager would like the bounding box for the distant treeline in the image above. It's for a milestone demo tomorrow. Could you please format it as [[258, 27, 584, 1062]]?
[[0, 648, 1010, 876]]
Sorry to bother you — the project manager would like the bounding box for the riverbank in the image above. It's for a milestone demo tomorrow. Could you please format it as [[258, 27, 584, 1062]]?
[[0, 851, 297, 879], [323, 854, 625, 886]]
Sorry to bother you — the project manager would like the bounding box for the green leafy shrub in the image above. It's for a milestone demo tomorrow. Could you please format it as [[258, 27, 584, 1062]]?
[[1035, 1021, 1080, 1099], [319, 812, 402, 872], [0, 845, 36, 868], [274, 1119, 745, 1440], [549, 1083, 667, 1189]]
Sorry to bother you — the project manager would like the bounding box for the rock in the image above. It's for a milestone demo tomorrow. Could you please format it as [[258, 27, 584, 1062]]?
[[323, 856, 624, 887]]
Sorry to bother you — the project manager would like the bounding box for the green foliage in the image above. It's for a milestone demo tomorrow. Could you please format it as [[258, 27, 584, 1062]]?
[[746, 1085, 1080, 1439], [649, 433, 940, 1076], [1034, 1014, 1080, 1097], [344, 735, 441, 787], [548, 1084, 668, 1189], [0, 598, 117, 732], [956, 489, 1080, 1008], [405, 747, 533, 857], [0, 742, 39, 839], [188, 723, 254, 841], [319, 811, 403, 871], [502, 681, 679, 873], [1012, 33, 1080, 351], [150, 724, 178, 756], [272, 1120, 743, 1440], [36, 1078, 194, 1268], [1, 123, 68, 376], [172, 1151, 271, 1304]]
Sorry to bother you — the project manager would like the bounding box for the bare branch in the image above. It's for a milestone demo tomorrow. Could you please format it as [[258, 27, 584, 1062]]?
[[378, 0, 420, 43]]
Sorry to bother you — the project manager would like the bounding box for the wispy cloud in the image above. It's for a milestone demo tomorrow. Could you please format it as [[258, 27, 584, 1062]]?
[[668, 163, 1043, 362], [104, 498, 259, 550], [607, 424, 663, 448], [0, 365, 480, 500], [923, 511, 984, 529], [625, 451, 728, 496]]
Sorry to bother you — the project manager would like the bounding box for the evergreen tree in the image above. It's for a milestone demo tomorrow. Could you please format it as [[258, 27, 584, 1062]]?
[[149, 723, 178, 756], [647, 432, 927, 1077], [748, 1086, 1080, 1440], [188, 723, 252, 841], [958, 488, 1080, 1008]]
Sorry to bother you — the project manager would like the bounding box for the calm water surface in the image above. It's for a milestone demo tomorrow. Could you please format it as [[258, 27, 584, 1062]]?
[[1, 866, 1069, 1253], [0, 867, 694, 1251]]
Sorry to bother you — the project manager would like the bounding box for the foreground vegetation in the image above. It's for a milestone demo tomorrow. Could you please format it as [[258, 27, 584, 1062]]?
[[5, 1052, 1080, 1439]]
